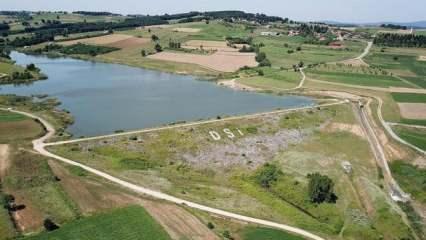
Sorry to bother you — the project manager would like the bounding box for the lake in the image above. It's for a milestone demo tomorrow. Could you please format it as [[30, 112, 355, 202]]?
[[0, 52, 314, 137]]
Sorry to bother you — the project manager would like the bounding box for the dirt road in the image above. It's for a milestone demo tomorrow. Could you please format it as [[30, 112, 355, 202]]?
[[0, 144, 10, 179]]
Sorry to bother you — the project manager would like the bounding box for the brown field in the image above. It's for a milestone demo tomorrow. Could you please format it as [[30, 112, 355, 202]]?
[[0, 120, 44, 143], [0, 144, 9, 179], [173, 27, 201, 33], [398, 103, 426, 119], [60, 34, 139, 46], [148, 51, 257, 72], [339, 58, 368, 66], [105, 37, 150, 49], [418, 56, 426, 61], [143, 201, 219, 240]]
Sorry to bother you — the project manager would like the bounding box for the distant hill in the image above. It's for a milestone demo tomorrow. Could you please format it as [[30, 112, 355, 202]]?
[[323, 20, 426, 29]]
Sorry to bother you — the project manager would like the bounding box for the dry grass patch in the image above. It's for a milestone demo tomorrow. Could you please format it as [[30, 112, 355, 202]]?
[[418, 56, 426, 61], [398, 103, 426, 119], [60, 34, 133, 46], [105, 37, 150, 49], [173, 27, 201, 33], [148, 51, 257, 72]]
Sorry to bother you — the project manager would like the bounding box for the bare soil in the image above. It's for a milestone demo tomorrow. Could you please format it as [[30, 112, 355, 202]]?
[[398, 103, 426, 119], [339, 58, 368, 67], [142, 200, 219, 240], [418, 56, 426, 61], [326, 123, 366, 138], [11, 192, 44, 232], [0, 144, 9, 179]]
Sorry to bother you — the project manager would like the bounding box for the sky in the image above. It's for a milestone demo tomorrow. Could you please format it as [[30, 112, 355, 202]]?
[[2, 0, 425, 23]]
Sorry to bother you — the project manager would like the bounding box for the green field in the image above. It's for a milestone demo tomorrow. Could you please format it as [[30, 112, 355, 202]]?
[[252, 36, 365, 68], [236, 68, 301, 90], [366, 47, 426, 88], [391, 93, 426, 103], [306, 64, 411, 88], [393, 126, 426, 151], [0, 110, 26, 122], [26, 206, 170, 240], [241, 227, 305, 240], [390, 161, 426, 204]]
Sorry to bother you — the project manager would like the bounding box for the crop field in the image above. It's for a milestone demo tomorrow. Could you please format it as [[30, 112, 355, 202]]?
[[235, 68, 301, 90], [0, 110, 44, 143], [26, 206, 171, 240], [252, 36, 365, 68], [306, 64, 412, 88], [393, 126, 426, 150], [240, 227, 305, 240], [366, 47, 426, 88], [391, 93, 426, 103], [49, 103, 413, 239]]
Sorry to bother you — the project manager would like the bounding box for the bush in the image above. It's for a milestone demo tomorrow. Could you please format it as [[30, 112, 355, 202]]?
[[44, 218, 60, 231], [155, 43, 163, 52], [307, 173, 337, 204], [255, 163, 282, 188], [207, 222, 215, 229]]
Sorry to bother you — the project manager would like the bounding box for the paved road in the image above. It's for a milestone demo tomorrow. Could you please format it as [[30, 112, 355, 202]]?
[[4, 104, 356, 240]]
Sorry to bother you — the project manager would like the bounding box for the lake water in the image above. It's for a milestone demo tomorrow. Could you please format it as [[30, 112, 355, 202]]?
[[1, 52, 314, 137]]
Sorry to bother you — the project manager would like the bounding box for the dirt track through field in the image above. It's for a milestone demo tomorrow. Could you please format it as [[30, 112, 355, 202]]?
[[0, 144, 9, 179]]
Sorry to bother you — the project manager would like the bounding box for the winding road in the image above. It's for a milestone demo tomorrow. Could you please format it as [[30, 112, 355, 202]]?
[[3, 102, 350, 240]]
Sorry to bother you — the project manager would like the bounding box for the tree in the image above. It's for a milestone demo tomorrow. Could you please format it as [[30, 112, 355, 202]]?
[[255, 163, 282, 188], [44, 218, 59, 231], [26, 63, 37, 71], [154, 43, 162, 52], [223, 230, 232, 239], [307, 173, 337, 204], [298, 61, 304, 68], [141, 49, 147, 57], [296, 46, 302, 51], [151, 34, 159, 42], [207, 222, 215, 229]]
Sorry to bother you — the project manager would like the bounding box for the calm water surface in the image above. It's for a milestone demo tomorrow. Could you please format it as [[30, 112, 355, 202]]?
[[0, 52, 314, 137]]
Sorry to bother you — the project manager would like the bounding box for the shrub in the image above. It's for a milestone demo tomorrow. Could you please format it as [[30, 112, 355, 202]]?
[[307, 173, 337, 204], [255, 163, 282, 188]]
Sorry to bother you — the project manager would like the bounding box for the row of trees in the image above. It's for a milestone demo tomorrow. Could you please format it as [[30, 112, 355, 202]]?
[[380, 24, 407, 30], [374, 33, 426, 48], [255, 163, 337, 204]]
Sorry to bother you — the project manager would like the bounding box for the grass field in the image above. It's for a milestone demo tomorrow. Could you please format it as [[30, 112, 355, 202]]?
[[3, 150, 79, 232], [306, 64, 412, 88], [49, 103, 413, 239], [241, 226, 305, 240], [366, 47, 426, 88], [391, 93, 426, 103], [390, 161, 426, 204], [393, 126, 426, 151], [0, 192, 16, 240], [26, 206, 170, 240], [236, 68, 301, 90], [252, 36, 365, 69]]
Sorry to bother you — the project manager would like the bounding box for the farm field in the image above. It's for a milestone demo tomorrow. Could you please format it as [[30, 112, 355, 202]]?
[[306, 64, 412, 88], [390, 93, 426, 125], [365, 47, 426, 88], [49, 103, 413, 239], [241, 226, 305, 240], [393, 126, 426, 151], [26, 206, 171, 240], [0, 110, 44, 143]]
